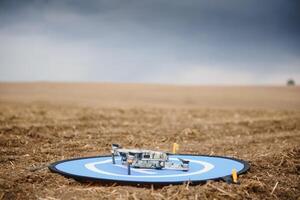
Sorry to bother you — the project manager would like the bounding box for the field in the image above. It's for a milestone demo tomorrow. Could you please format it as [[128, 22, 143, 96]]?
[[0, 83, 299, 199]]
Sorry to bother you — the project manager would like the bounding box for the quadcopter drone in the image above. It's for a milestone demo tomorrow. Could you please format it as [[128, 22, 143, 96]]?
[[111, 144, 189, 171]]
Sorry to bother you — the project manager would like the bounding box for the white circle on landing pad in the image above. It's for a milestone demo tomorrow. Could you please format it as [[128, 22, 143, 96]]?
[[49, 155, 249, 184], [84, 158, 214, 178]]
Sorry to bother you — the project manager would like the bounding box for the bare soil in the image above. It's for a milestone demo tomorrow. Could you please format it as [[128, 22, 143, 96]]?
[[0, 83, 299, 199]]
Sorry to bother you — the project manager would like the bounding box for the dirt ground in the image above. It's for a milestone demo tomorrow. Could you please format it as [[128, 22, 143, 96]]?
[[0, 83, 299, 199]]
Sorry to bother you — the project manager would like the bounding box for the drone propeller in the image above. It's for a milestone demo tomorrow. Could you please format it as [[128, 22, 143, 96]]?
[[112, 144, 121, 148], [178, 158, 190, 164]]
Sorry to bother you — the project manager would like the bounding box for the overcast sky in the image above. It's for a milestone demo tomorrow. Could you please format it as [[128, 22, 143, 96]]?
[[0, 0, 299, 85]]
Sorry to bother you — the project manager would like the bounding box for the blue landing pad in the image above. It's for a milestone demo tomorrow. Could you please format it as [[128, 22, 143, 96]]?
[[49, 155, 249, 185]]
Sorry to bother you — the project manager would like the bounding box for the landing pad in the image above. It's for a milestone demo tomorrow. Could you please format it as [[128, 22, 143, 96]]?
[[49, 154, 249, 185]]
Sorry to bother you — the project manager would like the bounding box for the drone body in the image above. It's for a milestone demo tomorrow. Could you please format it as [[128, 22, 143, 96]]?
[[111, 144, 189, 171]]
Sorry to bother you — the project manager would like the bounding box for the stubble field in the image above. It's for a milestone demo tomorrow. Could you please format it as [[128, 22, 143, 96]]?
[[0, 83, 299, 199]]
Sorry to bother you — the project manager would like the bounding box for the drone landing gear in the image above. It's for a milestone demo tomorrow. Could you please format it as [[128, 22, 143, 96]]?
[[111, 151, 116, 164]]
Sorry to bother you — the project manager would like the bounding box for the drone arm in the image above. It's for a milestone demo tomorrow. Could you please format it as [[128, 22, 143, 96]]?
[[111, 144, 121, 155]]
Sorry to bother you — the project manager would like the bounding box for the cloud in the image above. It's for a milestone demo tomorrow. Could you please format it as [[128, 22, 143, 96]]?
[[0, 0, 299, 84], [176, 66, 300, 85], [0, 33, 91, 81]]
